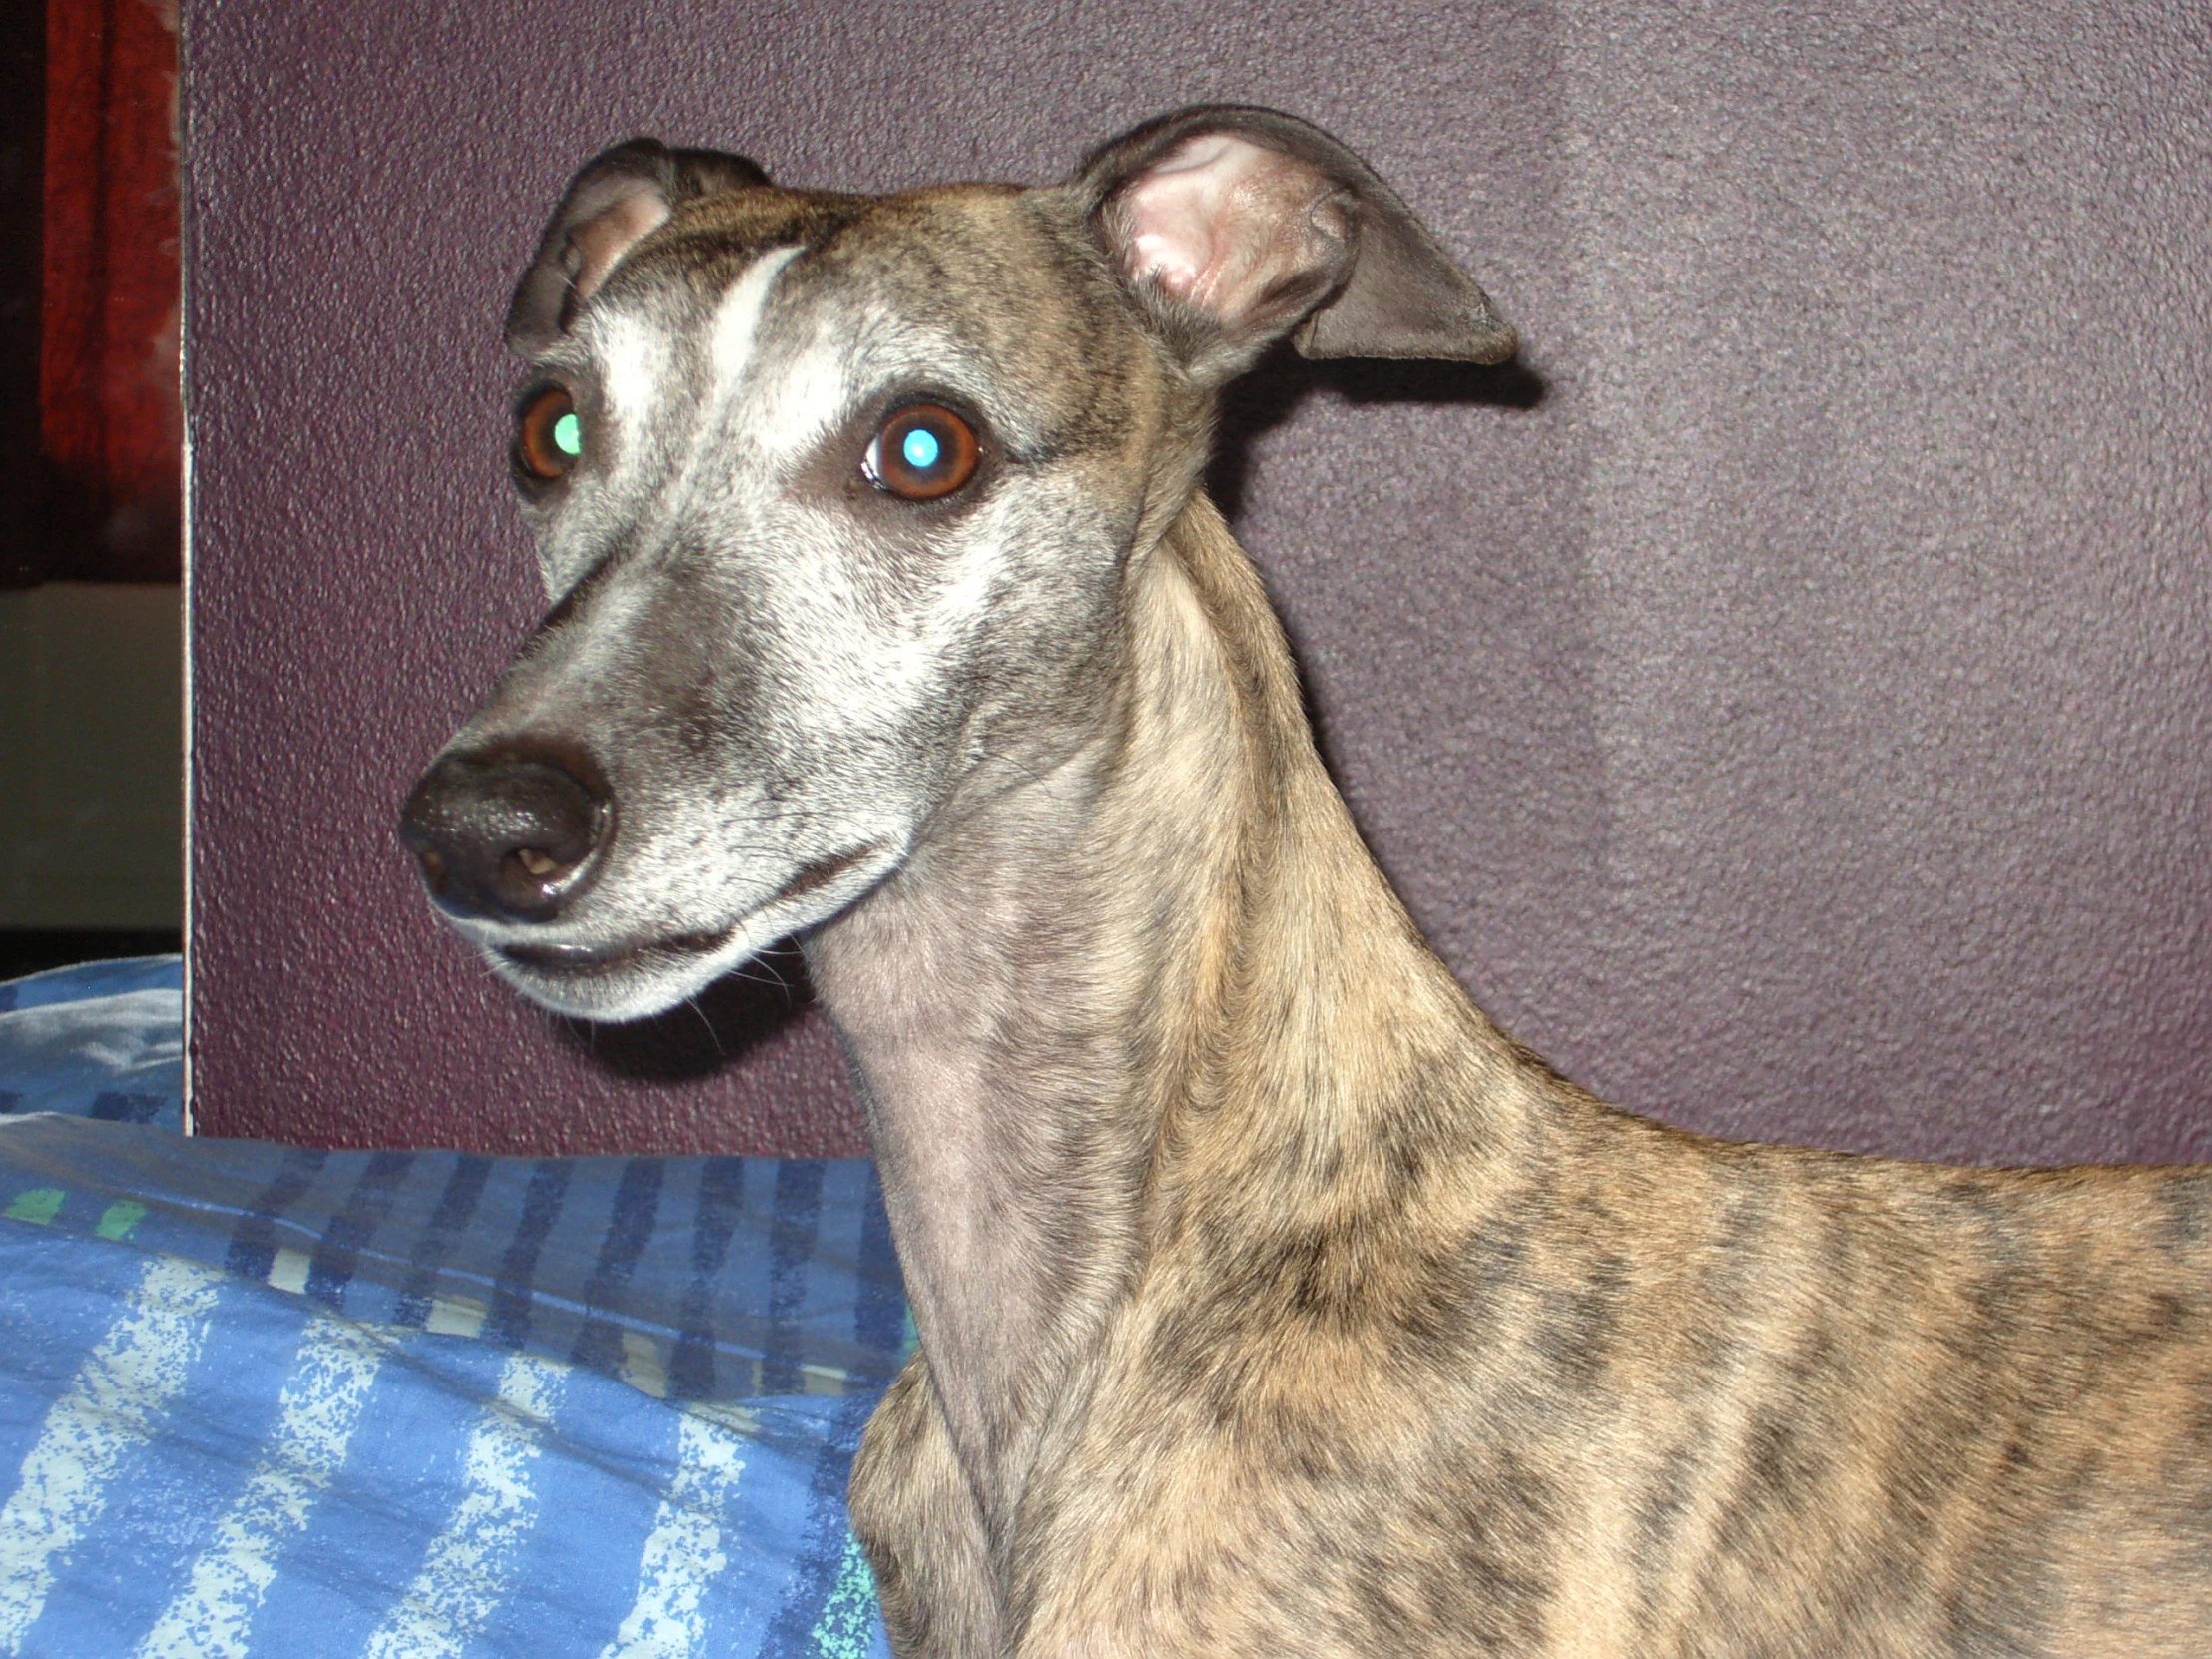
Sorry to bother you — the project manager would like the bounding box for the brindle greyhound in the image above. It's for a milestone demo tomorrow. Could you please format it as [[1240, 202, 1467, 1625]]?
[[401, 107, 2212, 1656]]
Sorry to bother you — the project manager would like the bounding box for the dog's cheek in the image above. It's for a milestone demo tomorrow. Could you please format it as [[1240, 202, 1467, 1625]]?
[[969, 484, 1131, 735]]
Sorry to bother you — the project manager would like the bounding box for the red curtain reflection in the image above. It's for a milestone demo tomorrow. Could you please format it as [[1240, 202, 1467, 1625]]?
[[41, 0, 180, 581]]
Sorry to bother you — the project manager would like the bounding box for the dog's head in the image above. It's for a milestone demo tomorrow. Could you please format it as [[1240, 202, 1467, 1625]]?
[[400, 107, 1513, 1020]]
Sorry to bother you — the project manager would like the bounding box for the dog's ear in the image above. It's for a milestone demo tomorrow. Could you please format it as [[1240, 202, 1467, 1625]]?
[[506, 139, 771, 355], [1075, 107, 1515, 382]]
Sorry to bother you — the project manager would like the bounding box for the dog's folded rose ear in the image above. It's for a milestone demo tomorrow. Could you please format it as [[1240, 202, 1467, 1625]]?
[[506, 140, 772, 356], [1075, 106, 1515, 380]]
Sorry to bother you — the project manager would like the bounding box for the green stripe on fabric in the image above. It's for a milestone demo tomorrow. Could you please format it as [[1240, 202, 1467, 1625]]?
[[4, 1189, 63, 1224], [808, 1530, 880, 1659]]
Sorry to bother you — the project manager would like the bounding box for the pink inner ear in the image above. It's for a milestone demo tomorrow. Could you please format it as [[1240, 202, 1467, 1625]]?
[[567, 191, 673, 308], [1113, 134, 1347, 333]]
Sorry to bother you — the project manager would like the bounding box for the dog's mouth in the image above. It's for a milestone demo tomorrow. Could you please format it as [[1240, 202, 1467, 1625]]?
[[493, 846, 873, 984], [498, 927, 734, 980]]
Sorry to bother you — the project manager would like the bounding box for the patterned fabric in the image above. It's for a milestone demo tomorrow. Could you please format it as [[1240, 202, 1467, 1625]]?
[[0, 958, 184, 1130], [0, 958, 903, 1657]]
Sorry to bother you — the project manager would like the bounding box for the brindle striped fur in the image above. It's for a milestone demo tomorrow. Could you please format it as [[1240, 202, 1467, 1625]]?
[[841, 486, 2212, 1657], [420, 107, 2212, 1657]]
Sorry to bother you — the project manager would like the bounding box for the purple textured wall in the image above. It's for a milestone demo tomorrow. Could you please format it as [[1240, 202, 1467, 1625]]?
[[184, 2, 2212, 1163]]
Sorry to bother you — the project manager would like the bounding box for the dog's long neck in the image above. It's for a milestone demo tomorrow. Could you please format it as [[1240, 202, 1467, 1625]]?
[[806, 493, 1542, 1523]]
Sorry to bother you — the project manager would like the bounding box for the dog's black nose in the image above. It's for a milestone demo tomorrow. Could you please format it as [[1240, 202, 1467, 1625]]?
[[399, 744, 610, 923]]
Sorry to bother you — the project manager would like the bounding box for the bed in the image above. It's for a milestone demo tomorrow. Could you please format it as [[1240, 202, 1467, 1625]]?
[[0, 956, 898, 1658]]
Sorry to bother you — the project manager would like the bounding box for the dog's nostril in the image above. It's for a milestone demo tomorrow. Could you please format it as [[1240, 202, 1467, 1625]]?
[[399, 744, 612, 924], [498, 844, 585, 907]]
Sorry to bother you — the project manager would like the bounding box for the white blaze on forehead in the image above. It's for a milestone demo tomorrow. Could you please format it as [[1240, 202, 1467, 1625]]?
[[711, 245, 803, 402], [591, 309, 671, 436], [583, 242, 795, 435]]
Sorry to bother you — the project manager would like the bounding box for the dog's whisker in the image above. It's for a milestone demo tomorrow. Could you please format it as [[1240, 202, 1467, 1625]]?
[[969, 747, 1052, 791], [683, 992, 726, 1059]]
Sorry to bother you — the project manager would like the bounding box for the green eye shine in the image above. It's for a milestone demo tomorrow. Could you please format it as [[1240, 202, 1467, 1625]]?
[[518, 386, 583, 480]]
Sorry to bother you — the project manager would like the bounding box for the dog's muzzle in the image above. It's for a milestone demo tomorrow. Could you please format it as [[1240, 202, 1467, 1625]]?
[[399, 742, 611, 925]]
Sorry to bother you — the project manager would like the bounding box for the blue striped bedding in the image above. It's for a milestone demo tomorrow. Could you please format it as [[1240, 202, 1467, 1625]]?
[[0, 957, 899, 1658]]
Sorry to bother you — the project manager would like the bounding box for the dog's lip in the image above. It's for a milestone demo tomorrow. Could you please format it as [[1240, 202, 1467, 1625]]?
[[499, 928, 733, 978], [494, 846, 875, 979]]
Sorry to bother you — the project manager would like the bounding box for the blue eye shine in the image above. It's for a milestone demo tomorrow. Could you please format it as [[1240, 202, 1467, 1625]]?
[[901, 427, 941, 470], [868, 403, 980, 501]]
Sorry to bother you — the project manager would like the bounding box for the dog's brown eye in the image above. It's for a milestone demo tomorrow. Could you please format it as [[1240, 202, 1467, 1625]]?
[[516, 386, 583, 480], [865, 404, 978, 501]]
